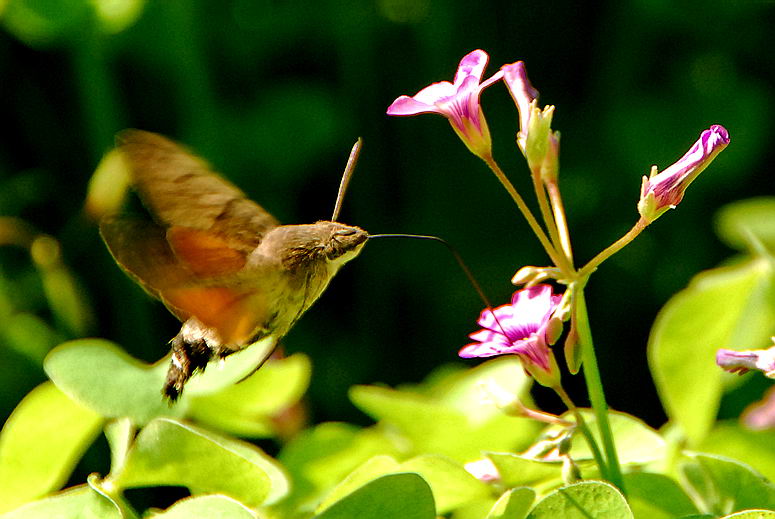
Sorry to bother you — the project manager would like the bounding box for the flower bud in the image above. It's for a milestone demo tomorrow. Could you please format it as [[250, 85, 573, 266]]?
[[638, 125, 730, 223]]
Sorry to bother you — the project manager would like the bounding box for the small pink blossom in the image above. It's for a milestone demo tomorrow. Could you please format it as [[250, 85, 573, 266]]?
[[638, 125, 730, 222], [460, 284, 562, 388], [742, 387, 775, 430], [386, 49, 503, 160], [716, 345, 775, 378], [502, 61, 539, 153]]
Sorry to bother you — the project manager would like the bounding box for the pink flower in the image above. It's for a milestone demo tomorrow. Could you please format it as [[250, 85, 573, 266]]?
[[716, 345, 775, 378], [460, 284, 562, 388], [742, 387, 775, 430], [638, 125, 730, 222], [386, 49, 503, 160], [501, 61, 539, 153]]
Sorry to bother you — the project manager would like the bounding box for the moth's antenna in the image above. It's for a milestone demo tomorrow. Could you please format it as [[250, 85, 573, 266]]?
[[368, 233, 495, 311], [332, 138, 363, 222]]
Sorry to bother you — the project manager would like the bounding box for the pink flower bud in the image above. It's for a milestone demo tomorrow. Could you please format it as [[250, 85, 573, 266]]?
[[638, 125, 730, 222]]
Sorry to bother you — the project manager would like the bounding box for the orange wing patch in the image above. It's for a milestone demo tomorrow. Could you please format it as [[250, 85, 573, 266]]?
[[167, 226, 247, 278], [162, 286, 266, 346]]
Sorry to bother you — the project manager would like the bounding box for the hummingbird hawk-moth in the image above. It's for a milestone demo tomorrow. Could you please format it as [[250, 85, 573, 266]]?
[[100, 130, 367, 401]]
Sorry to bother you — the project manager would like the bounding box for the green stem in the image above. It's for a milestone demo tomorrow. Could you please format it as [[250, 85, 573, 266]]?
[[555, 385, 607, 478], [530, 169, 564, 264], [482, 155, 571, 274], [577, 217, 648, 279], [546, 181, 574, 266], [575, 285, 625, 493]]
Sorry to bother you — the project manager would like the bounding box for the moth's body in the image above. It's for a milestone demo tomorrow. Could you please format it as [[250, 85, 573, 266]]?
[[100, 130, 366, 400]]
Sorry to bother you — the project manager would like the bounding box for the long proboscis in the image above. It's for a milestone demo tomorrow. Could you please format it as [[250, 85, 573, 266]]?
[[367, 233, 495, 312], [331, 138, 363, 222]]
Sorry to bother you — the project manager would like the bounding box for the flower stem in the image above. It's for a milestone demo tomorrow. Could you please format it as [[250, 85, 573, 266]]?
[[530, 170, 564, 264], [554, 385, 607, 478], [574, 284, 625, 494], [520, 405, 574, 427], [546, 181, 574, 266], [577, 217, 648, 279], [482, 155, 571, 274]]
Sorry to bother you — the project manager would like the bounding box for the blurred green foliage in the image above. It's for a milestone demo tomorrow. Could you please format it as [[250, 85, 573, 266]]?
[[1, 0, 774, 477]]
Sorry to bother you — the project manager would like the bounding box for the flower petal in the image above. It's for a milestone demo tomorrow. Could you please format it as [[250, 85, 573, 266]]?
[[453, 49, 489, 86], [386, 95, 441, 116]]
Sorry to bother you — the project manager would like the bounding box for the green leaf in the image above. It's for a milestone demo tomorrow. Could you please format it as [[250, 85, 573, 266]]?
[[722, 511, 775, 518], [182, 337, 278, 397], [716, 197, 775, 252], [316, 455, 402, 513], [486, 488, 535, 519], [0, 382, 103, 513], [625, 472, 698, 519], [317, 454, 488, 515], [147, 495, 255, 518], [681, 454, 775, 515], [486, 453, 563, 489], [401, 455, 490, 514], [43, 338, 275, 424], [44, 339, 184, 424], [648, 259, 775, 445], [188, 353, 311, 438], [700, 421, 775, 483], [313, 473, 435, 519], [0, 485, 121, 519], [526, 480, 633, 519], [349, 359, 540, 462], [111, 418, 288, 508], [275, 422, 401, 514]]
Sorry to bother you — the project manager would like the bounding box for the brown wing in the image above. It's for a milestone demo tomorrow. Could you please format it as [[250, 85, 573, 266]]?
[[116, 129, 280, 255], [99, 215, 196, 321], [100, 216, 264, 342]]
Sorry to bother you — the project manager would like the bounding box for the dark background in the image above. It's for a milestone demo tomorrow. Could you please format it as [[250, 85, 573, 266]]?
[[1, 0, 773, 430]]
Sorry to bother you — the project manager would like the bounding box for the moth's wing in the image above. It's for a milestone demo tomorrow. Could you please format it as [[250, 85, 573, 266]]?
[[115, 129, 280, 255], [99, 215, 195, 321], [100, 215, 265, 343]]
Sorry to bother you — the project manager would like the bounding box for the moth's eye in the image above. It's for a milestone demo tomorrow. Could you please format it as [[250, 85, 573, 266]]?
[[335, 228, 357, 237]]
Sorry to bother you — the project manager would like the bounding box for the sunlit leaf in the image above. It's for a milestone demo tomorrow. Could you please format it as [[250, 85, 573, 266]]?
[[625, 472, 698, 519], [526, 480, 632, 519], [111, 418, 289, 507], [486, 487, 535, 519], [188, 353, 311, 438], [0, 485, 121, 519], [700, 421, 775, 483], [275, 422, 401, 515], [0, 382, 103, 513], [681, 454, 775, 515], [486, 453, 563, 489], [44, 339, 185, 424], [648, 259, 775, 445], [350, 369, 539, 462], [721, 511, 775, 518], [146, 494, 254, 519], [313, 473, 435, 519]]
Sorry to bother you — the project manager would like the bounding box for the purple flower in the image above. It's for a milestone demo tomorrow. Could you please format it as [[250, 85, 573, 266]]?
[[460, 284, 562, 388], [716, 346, 775, 378], [638, 125, 730, 222], [386, 49, 503, 160], [502, 61, 539, 153]]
